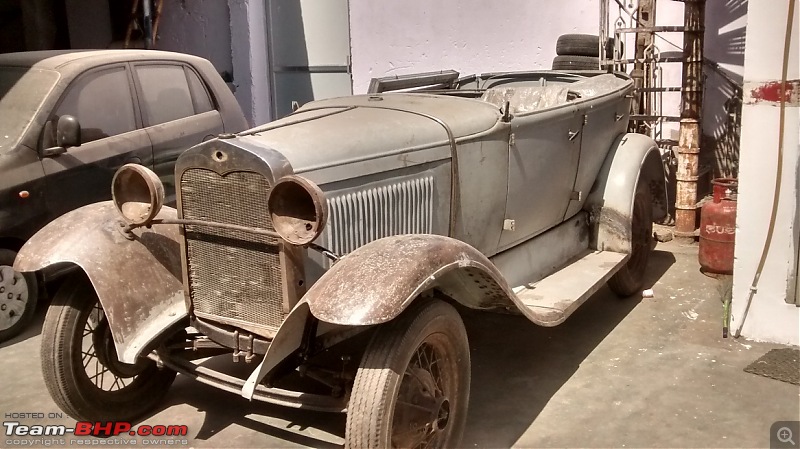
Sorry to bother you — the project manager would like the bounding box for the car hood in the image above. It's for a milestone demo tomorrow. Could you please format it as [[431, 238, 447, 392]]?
[[237, 93, 502, 174]]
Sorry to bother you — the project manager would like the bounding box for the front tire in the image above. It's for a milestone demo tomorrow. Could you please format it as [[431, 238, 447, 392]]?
[[608, 183, 654, 297], [41, 275, 176, 421], [0, 249, 38, 342], [345, 299, 470, 449]]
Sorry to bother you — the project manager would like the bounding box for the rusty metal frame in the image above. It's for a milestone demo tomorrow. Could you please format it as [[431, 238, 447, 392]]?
[[155, 350, 347, 413]]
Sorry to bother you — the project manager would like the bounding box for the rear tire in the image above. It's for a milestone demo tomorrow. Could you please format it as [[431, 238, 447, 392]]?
[[608, 183, 654, 297], [0, 249, 38, 342], [552, 55, 600, 71], [556, 34, 603, 57], [345, 299, 470, 449], [41, 274, 176, 421]]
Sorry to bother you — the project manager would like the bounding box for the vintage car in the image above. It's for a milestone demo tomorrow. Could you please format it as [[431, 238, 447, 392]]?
[[16, 69, 666, 448], [0, 50, 247, 342]]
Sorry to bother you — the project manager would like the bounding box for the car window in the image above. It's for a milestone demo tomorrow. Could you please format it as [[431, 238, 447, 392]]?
[[54, 66, 136, 144], [135, 65, 195, 126], [186, 68, 213, 114]]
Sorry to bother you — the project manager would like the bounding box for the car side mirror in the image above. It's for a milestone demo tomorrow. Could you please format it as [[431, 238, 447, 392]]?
[[42, 115, 81, 158], [56, 115, 81, 148]]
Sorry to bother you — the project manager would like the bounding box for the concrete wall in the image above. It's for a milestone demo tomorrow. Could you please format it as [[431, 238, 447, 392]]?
[[703, 0, 748, 178], [157, 0, 234, 80], [156, 0, 271, 127], [64, 0, 112, 49], [228, 0, 271, 126], [731, 0, 799, 345]]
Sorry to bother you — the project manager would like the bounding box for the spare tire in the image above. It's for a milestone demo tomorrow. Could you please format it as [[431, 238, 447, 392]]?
[[556, 34, 603, 57], [552, 55, 599, 71]]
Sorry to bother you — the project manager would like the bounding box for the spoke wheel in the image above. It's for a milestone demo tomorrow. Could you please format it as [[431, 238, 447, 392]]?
[[345, 299, 470, 449], [608, 182, 654, 297], [41, 274, 176, 421], [0, 249, 38, 342]]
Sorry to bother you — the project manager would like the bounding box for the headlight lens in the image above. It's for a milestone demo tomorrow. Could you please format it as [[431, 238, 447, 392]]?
[[268, 175, 327, 245], [111, 163, 164, 226]]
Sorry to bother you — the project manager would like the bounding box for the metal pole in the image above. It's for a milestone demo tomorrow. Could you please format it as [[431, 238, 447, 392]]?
[[633, 0, 656, 133], [674, 0, 705, 239], [142, 0, 153, 49]]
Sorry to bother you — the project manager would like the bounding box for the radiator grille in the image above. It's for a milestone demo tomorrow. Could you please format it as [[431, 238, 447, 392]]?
[[326, 176, 434, 256], [180, 168, 284, 331]]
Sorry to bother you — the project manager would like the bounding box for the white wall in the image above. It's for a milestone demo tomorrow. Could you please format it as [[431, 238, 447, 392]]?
[[348, 0, 598, 94], [731, 0, 800, 345], [348, 1, 684, 132]]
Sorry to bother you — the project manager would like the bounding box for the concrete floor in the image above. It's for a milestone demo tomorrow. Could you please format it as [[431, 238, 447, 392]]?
[[1, 240, 798, 448]]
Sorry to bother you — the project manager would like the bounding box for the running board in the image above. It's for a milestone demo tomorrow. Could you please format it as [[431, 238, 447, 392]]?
[[514, 250, 628, 327]]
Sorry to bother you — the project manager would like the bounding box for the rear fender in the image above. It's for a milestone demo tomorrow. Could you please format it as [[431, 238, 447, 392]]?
[[584, 133, 667, 253], [14, 202, 186, 364]]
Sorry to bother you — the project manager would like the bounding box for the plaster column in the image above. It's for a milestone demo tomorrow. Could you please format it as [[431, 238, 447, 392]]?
[[229, 0, 272, 127], [731, 0, 799, 345]]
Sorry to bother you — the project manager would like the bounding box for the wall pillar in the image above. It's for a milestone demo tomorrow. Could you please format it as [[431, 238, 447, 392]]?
[[731, 0, 799, 344], [229, 0, 272, 127]]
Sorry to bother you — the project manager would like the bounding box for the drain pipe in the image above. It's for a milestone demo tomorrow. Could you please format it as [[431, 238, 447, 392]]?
[[734, 0, 796, 338], [674, 0, 705, 240]]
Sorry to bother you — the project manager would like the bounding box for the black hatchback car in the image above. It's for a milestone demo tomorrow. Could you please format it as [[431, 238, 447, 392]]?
[[0, 50, 248, 341]]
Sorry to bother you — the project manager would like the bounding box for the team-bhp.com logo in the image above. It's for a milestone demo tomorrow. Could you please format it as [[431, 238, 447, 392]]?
[[4, 420, 188, 437]]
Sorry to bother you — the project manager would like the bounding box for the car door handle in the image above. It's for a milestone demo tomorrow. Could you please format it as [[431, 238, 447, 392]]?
[[568, 130, 580, 141]]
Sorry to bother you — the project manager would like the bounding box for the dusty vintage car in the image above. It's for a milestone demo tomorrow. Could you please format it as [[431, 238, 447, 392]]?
[[0, 50, 247, 341], [16, 69, 665, 447]]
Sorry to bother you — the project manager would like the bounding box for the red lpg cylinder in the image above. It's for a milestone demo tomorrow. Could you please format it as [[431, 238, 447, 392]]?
[[699, 178, 738, 274]]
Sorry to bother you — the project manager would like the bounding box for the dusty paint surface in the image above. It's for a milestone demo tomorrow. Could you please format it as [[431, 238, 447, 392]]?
[[14, 202, 186, 362]]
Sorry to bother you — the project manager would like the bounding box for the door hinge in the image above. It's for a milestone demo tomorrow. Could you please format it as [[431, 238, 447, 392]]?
[[503, 219, 516, 231], [570, 191, 582, 201]]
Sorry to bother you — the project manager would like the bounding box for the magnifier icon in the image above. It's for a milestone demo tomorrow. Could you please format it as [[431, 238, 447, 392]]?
[[778, 427, 796, 445]]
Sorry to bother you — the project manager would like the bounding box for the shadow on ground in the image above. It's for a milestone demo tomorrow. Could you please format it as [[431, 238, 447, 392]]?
[[461, 249, 675, 447], [162, 378, 345, 448]]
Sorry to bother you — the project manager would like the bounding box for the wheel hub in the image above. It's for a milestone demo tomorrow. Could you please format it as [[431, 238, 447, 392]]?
[[394, 354, 452, 447], [434, 397, 450, 431], [0, 265, 28, 331]]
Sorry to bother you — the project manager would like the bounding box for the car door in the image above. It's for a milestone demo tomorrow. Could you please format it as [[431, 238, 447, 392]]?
[[41, 64, 152, 221], [132, 63, 224, 205], [498, 104, 583, 250]]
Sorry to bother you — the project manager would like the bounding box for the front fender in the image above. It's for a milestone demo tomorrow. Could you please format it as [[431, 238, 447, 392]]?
[[584, 132, 667, 253], [14, 202, 186, 364], [240, 234, 579, 396], [303, 234, 533, 326]]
